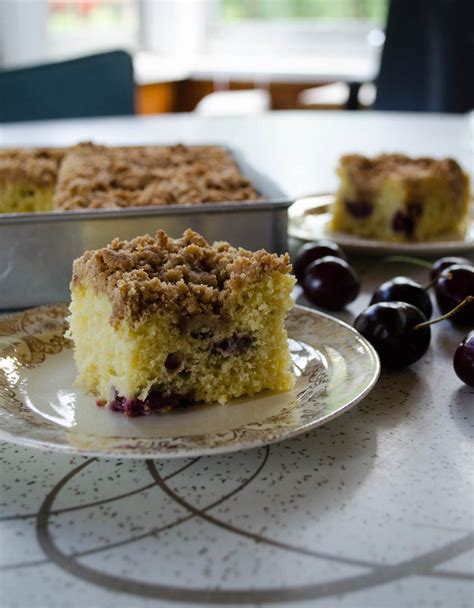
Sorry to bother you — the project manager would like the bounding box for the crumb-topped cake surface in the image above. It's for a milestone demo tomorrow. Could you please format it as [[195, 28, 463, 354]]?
[[54, 143, 260, 210], [340, 154, 467, 198], [73, 228, 291, 327], [0, 147, 66, 213], [0, 142, 261, 214], [0, 147, 64, 186]]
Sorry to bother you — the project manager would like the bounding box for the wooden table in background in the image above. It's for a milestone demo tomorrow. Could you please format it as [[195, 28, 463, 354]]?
[[133, 53, 379, 113]]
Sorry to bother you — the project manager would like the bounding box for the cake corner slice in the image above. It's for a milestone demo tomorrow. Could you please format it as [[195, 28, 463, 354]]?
[[0, 147, 64, 214], [330, 153, 470, 242], [67, 228, 296, 416]]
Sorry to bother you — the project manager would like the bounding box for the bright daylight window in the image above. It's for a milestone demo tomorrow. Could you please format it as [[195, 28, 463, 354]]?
[[47, 0, 139, 60], [46, 0, 387, 58], [220, 0, 387, 22], [39, 0, 389, 84], [207, 0, 388, 58]]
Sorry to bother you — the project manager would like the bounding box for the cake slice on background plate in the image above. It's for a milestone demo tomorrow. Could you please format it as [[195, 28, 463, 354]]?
[[67, 229, 295, 416], [330, 154, 470, 242]]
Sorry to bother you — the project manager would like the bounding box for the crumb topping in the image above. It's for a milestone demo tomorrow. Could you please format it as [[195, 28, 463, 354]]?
[[72, 229, 291, 326], [339, 153, 468, 199], [0, 148, 64, 187], [54, 143, 260, 210]]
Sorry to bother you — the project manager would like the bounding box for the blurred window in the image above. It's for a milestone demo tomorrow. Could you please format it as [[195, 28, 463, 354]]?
[[220, 0, 387, 22], [48, 0, 138, 60], [1, 0, 388, 77], [205, 0, 388, 59]]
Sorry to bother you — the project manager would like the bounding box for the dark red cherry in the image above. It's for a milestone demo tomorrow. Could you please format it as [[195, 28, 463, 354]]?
[[303, 256, 360, 311], [293, 240, 347, 282], [430, 256, 471, 281], [435, 265, 474, 326], [354, 302, 430, 368], [453, 331, 474, 386], [370, 276, 433, 319]]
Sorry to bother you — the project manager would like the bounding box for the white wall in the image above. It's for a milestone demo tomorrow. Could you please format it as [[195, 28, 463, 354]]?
[[0, 0, 48, 68], [140, 0, 218, 57]]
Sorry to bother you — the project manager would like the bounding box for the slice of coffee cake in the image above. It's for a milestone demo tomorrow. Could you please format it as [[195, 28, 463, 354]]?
[[67, 229, 295, 416], [330, 154, 470, 242]]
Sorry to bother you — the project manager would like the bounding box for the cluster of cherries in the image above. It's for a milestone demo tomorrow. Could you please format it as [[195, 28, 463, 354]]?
[[293, 240, 474, 386]]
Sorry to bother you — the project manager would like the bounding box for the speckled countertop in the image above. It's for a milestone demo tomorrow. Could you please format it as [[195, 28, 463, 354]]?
[[0, 112, 473, 607]]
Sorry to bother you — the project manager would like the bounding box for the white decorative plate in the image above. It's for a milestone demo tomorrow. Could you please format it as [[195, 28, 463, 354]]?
[[0, 304, 380, 459], [289, 194, 474, 255]]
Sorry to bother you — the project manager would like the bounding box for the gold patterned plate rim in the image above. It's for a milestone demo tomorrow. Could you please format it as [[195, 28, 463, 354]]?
[[0, 304, 380, 459], [289, 194, 474, 255]]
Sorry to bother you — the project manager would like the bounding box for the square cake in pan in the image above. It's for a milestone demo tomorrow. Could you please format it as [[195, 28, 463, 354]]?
[[67, 229, 295, 416], [330, 154, 470, 242], [0, 143, 260, 213]]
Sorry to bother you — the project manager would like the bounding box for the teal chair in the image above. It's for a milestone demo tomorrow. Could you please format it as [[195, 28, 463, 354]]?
[[0, 50, 135, 123]]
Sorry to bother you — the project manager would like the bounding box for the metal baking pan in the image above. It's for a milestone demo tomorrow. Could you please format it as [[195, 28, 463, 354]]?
[[0, 148, 291, 309]]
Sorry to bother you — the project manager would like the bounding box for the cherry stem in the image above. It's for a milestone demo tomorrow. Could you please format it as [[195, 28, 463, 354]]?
[[382, 256, 432, 269], [414, 296, 474, 330], [423, 275, 441, 291]]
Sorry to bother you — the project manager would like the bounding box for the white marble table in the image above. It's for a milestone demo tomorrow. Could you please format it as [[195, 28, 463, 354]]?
[[0, 111, 473, 608]]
